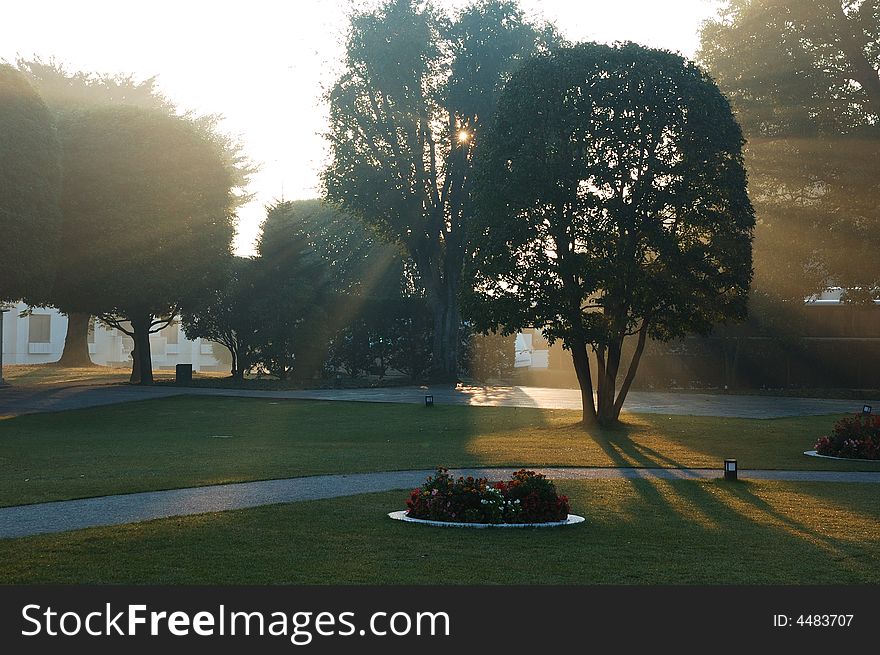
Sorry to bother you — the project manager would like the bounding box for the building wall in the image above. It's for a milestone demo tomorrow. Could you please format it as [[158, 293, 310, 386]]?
[[0, 304, 228, 372]]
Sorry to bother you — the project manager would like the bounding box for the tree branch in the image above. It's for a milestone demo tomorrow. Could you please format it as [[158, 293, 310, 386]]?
[[833, 2, 880, 119], [613, 315, 651, 417]]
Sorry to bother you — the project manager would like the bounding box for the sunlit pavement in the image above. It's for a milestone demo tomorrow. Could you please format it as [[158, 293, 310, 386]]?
[[1, 382, 877, 419], [3, 466, 880, 539]]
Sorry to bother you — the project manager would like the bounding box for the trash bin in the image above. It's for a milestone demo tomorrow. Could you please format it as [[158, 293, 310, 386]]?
[[176, 364, 193, 386]]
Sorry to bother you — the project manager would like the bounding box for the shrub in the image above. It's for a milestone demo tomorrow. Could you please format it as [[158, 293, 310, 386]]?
[[814, 414, 880, 460], [405, 468, 570, 524]]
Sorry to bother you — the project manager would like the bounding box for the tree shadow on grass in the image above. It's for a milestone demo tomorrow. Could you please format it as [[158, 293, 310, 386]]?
[[585, 420, 878, 580]]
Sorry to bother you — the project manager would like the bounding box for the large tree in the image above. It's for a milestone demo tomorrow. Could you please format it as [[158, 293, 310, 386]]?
[[17, 59, 253, 367], [0, 64, 61, 385], [16, 59, 177, 366], [322, 0, 556, 380], [698, 0, 880, 303], [251, 200, 335, 380], [465, 43, 754, 426], [56, 106, 238, 384], [0, 64, 61, 303]]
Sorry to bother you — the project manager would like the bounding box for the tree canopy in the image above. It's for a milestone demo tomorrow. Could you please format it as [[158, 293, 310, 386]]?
[[699, 0, 880, 302], [466, 42, 755, 425], [14, 59, 255, 368], [322, 0, 557, 380], [0, 64, 61, 302], [180, 256, 261, 379], [250, 200, 335, 379], [55, 105, 238, 383]]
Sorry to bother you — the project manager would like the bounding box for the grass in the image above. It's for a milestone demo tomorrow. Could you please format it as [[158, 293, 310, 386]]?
[[4, 362, 401, 391], [2, 364, 224, 387], [1, 396, 876, 507], [2, 479, 878, 584]]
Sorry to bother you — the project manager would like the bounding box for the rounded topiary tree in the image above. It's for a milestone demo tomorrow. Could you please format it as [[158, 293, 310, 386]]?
[[0, 64, 61, 302], [465, 42, 755, 426]]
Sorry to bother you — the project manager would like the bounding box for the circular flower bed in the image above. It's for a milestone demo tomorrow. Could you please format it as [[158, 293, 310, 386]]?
[[403, 468, 571, 525], [813, 414, 880, 460]]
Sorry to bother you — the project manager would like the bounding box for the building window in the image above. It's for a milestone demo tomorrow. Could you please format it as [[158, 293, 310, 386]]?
[[28, 314, 51, 343]]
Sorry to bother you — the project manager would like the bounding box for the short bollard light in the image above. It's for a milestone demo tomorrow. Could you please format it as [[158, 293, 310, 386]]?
[[863, 405, 872, 416], [425, 395, 434, 407], [723, 458, 738, 481]]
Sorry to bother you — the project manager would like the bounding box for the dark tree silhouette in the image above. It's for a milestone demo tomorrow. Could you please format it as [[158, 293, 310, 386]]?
[[56, 106, 238, 384], [322, 0, 557, 381], [0, 64, 61, 303], [466, 43, 755, 426]]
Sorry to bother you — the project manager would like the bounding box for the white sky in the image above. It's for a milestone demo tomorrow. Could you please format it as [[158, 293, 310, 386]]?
[[1, 0, 721, 255]]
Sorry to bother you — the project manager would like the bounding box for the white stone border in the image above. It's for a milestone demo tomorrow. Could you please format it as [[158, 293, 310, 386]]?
[[388, 510, 585, 528], [803, 450, 880, 463]]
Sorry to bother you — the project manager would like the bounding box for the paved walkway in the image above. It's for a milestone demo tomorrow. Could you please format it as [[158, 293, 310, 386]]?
[[2, 467, 879, 540], [1, 383, 876, 419]]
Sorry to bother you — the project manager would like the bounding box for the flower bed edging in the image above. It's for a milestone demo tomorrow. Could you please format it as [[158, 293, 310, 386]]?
[[803, 450, 880, 463], [388, 510, 585, 528]]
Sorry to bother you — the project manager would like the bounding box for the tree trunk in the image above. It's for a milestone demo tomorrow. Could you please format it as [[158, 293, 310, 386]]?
[[612, 321, 650, 421], [129, 340, 141, 383], [57, 312, 93, 367], [228, 345, 240, 379], [833, 3, 880, 119], [429, 283, 461, 383], [570, 341, 597, 426], [596, 341, 622, 426], [294, 337, 330, 381], [129, 314, 154, 385], [723, 337, 741, 390]]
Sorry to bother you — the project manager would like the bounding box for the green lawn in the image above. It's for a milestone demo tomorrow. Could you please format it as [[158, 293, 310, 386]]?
[[1, 396, 876, 507], [2, 479, 877, 584], [2, 364, 225, 387]]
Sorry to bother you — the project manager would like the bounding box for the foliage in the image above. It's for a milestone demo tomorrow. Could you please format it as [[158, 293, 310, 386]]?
[[383, 298, 434, 380], [17, 58, 255, 207], [465, 42, 754, 425], [322, 0, 557, 379], [253, 199, 433, 381], [698, 1, 880, 302], [325, 296, 433, 380], [815, 414, 880, 460], [462, 329, 516, 382], [273, 199, 405, 296], [180, 257, 261, 379], [52, 106, 238, 383], [251, 201, 333, 380], [13, 60, 252, 381], [405, 467, 569, 523], [0, 64, 61, 302]]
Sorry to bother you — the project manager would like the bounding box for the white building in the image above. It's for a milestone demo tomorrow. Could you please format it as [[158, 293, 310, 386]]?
[[0, 303, 228, 372], [514, 330, 550, 369]]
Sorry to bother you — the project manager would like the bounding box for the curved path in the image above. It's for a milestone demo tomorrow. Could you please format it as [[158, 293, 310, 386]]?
[[2, 382, 878, 419], [2, 466, 879, 540]]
